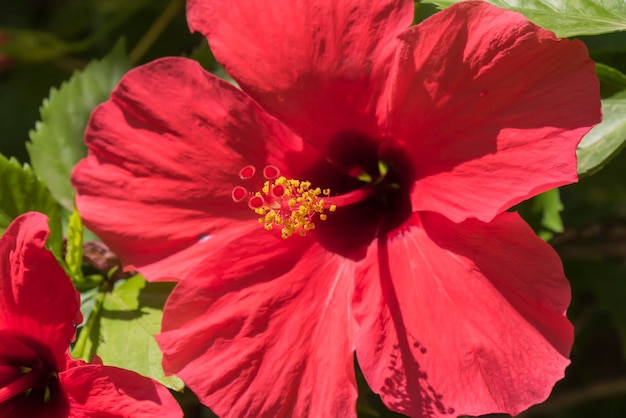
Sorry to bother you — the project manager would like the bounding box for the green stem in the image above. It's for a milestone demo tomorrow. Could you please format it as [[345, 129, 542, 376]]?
[[71, 289, 106, 361], [129, 0, 185, 64]]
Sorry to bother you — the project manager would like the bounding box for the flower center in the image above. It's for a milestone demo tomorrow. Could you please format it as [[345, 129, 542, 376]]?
[[0, 360, 57, 404], [230, 134, 414, 255], [232, 165, 338, 239], [231, 162, 395, 240]]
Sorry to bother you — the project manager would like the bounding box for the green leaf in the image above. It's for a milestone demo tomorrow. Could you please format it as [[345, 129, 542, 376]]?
[[577, 90, 626, 177], [65, 203, 84, 285], [516, 188, 563, 241], [597, 63, 626, 98], [77, 286, 101, 328], [533, 188, 564, 240], [27, 40, 131, 209], [72, 275, 184, 391], [0, 154, 63, 257], [421, 0, 626, 37]]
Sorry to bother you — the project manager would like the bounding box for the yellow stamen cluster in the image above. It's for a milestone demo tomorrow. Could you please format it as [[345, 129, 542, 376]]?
[[254, 176, 336, 239]]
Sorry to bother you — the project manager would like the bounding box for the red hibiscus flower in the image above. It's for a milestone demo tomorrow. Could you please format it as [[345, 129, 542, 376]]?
[[0, 212, 182, 417], [71, 1, 601, 417]]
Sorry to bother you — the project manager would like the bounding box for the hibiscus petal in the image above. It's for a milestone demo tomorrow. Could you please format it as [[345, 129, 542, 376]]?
[[60, 364, 182, 418], [157, 243, 357, 418], [387, 2, 600, 222], [72, 57, 309, 281], [353, 212, 572, 417], [0, 213, 79, 366], [188, 0, 414, 150]]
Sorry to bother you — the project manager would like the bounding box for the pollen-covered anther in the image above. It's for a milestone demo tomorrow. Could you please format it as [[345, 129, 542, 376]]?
[[233, 166, 334, 238]]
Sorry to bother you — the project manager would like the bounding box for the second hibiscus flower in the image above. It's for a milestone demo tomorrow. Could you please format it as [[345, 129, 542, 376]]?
[[0, 213, 183, 417], [72, 1, 601, 417]]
